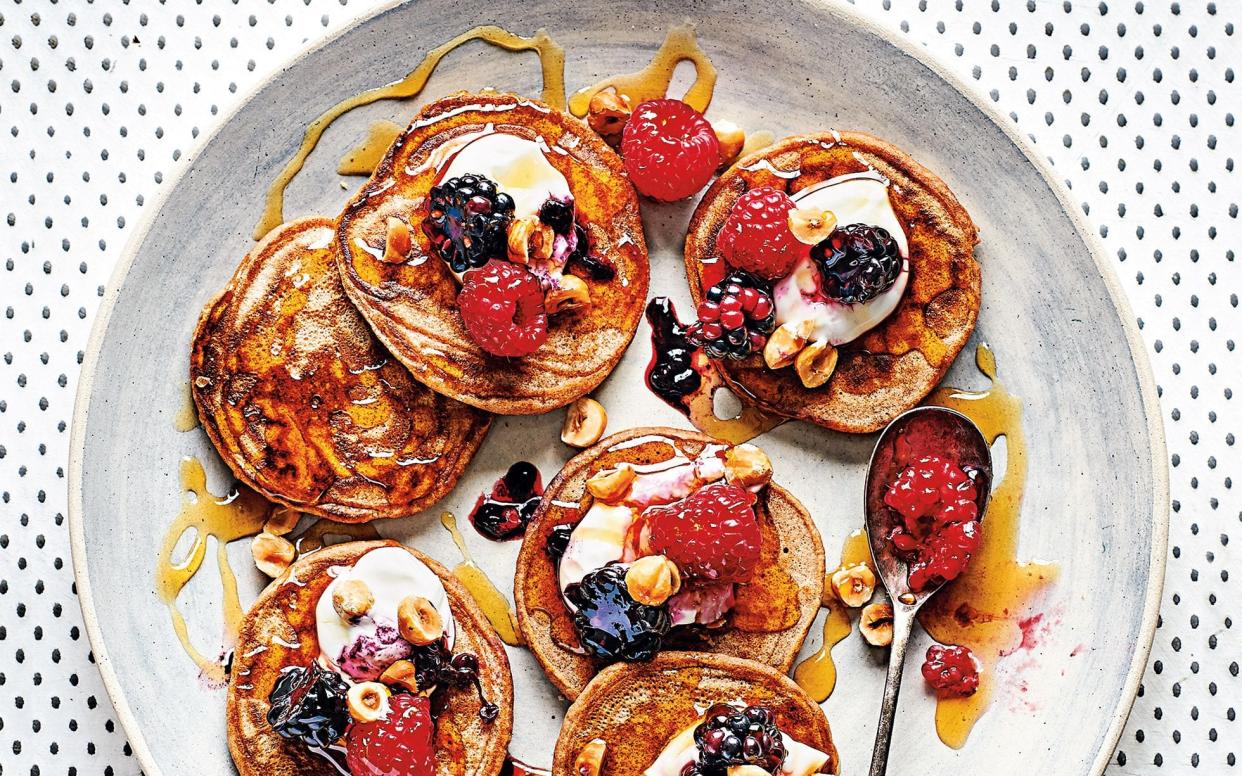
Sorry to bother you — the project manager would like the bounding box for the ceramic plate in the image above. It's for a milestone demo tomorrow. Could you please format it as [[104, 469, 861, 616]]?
[[69, 1, 1167, 774]]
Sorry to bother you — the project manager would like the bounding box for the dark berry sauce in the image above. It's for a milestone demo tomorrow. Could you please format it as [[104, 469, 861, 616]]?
[[468, 462, 543, 541], [644, 297, 703, 410], [545, 523, 575, 563]]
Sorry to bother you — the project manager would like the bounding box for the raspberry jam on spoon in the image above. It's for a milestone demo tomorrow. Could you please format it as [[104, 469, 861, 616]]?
[[862, 406, 992, 776]]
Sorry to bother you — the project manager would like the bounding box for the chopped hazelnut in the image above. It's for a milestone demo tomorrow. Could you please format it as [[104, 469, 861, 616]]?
[[860, 602, 895, 647], [586, 464, 636, 504], [561, 397, 607, 448], [830, 564, 876, 608], [546, 274, 592, 315], [346, 681, 392, 723], [625, 555, 681, 606], [574, 737, 608, 776], [787, 207, 838, 245], [397, 595, 443, 646], [251, 532, 295, 578], [379, 659, 420, 694], [507, 215, 555, 265], [382, 217, 412, 264], [587, 90, 632, 141], [714, 119, 746, 168], [263, 506, 301, 536], [763, 319, 815, 370], [332, 578, 375, 622], [794, 341, 839, 389], [723, 443, 773, 490]]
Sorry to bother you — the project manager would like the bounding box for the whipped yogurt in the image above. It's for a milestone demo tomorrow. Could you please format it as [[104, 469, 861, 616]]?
[[315, 547, 455, 681], [773, 170, 910, 346], [643, 714, 832, 776], [438, 130, 571, 220]]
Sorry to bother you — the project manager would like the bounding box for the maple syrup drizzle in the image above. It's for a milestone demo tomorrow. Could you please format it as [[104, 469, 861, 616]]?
[[174, 381, 200, 432], [293, 519, 380, 555], [253, 25, 567, 239], [336, 119, 404, 176], [736, 129, 775, 160], [794, 529, 873, 701], [568, 23, 717, 117], [919, 344, 1059, 748], [155, 457, 271, 685], [439, 511, 524, 646]]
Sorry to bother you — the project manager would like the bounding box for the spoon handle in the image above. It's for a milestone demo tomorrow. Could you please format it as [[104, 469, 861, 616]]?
[[867, 604, 917, 776]]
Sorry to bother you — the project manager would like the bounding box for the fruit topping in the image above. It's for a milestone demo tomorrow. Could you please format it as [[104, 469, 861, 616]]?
[[921, 643, 981, 698], [884, 455, 982, 591], [686, 271, 776, 360], [621, 99, 720, 202], [345, 692, 436, 776], [688, 703, 787, 775], [715, 186, 804, 280], [644, 297, 703, 407], [408, 637, 500, 721], [457, 259, 548, 357], [538, 196, 576, 235], [546, 523, 576, 563], [810, 223, 903, 304], [423, 173, 516, 273], [646, 482, 761, 583], [564, 562, 671, 662], [336, 620, 414, 682], [469, 461, 544, 541], [266, 661, 351, 748]]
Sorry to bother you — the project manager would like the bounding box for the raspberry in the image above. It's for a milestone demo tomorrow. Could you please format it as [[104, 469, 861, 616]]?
[[646, 482, 762, 583], [715, 187, 804, 280], [457, 260, 548, 357], [621, 99, 720, 202], [345, 693, 436, 776], [883, 456, 981, 592], [921, 644, 980, 698]]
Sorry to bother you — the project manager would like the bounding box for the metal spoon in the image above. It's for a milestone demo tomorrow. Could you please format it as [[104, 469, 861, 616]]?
[[863, 406, 993, 776]]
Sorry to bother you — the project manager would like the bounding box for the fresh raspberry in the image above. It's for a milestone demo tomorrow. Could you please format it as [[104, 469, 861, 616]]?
[[883, 456, 981, 591], [715, 186, 805, 280], [621, 99, 720, 202], [921, 644, 980, 698], [646, 482, 761, 583], [457, 260, 548, 357], [345, 693, 435, 776]]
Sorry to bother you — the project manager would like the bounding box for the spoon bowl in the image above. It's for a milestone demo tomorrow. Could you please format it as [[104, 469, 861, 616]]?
[[863, 405, 993, 776]]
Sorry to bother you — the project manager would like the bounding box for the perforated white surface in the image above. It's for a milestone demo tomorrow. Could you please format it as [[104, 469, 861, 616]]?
[[0, 1, 1236, 773]]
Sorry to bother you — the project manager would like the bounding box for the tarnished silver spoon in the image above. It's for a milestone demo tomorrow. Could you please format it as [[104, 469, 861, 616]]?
[[864, 406, 993, 776]]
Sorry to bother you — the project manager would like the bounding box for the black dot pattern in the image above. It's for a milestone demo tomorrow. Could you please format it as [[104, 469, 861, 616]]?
[[0, 1, 1237, 774]]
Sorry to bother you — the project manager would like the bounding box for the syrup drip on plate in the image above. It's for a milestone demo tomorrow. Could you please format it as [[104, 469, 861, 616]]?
[[919, 344, 1059, 748], [794, 529, 873, 701], [254, 25, 567, 239], [468, 462, 543, 541], [568, 23, 717, 116], [155, 457, 271, 685], [336, 119, 404, 176], [439, 511, 525, 646], [644, 297, 784, 444], [174, 381, 200, 432], [292, 519, 380, 555]]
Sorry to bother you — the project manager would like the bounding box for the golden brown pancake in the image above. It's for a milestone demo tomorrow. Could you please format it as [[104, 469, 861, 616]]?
[[337, 92, 650, 415], [685, 132, 981, 433], [514, 427, 825, 700], [226, 540, 513, 776], [552, 652, 838, 775], [191, 218, 490, 522]]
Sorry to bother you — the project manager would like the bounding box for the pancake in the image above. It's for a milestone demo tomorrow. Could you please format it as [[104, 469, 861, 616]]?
[[552, 652, 838, 775], [337, 92, 650, 415], [514, 427, 825, 700], [191, 218, 490, 522], [226, 539, 513, 776], [684, 132, 981, 433]]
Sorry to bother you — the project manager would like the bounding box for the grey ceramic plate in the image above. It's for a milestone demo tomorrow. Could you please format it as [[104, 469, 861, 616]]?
[[69, 1, 1167, 774]]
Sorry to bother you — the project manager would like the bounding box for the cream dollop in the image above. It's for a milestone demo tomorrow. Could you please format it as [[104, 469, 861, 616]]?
[[774, 170, 910, 346], [438, 130, 571, 220], [315, 547, 455, 678]]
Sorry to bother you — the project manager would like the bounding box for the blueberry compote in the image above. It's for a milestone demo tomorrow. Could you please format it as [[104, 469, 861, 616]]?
[[644, 297, 703, 410], [469, 462, 543, 541]]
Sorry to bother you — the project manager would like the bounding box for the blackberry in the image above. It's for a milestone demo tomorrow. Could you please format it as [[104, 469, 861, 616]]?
[[691, 703, 786, 775], [538, 196, 575, 234], [469, 461, 543, 542], [410, 637, 500, 721], [423, 173, 516, 273], [810, 223, 902, 304], [644, 297, 702, 407], [567, 223, 616, 281], [687, 271, 777, 360], [266, 662, 350, 748], [546, 523, 576, 563], [564, 562, 671, 662]]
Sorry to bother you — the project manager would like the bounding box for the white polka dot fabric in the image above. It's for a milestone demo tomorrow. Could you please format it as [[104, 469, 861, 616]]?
[[0, 0, 1236, 773]]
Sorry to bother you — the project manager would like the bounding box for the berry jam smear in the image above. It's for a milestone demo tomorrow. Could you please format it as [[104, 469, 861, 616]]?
[[468, 461, 544, 541], [645, 297, 704, 409], [883, 455, 983, 592]]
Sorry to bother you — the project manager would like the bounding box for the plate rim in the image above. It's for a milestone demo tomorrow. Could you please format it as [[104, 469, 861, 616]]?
[[67, 2, 1170, 774]]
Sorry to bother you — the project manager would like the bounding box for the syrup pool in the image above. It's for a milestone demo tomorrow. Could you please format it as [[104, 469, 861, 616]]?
[[439, 511, 524, 646], [919, 344, 1059, 748], [794, 529, 872, 701]]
